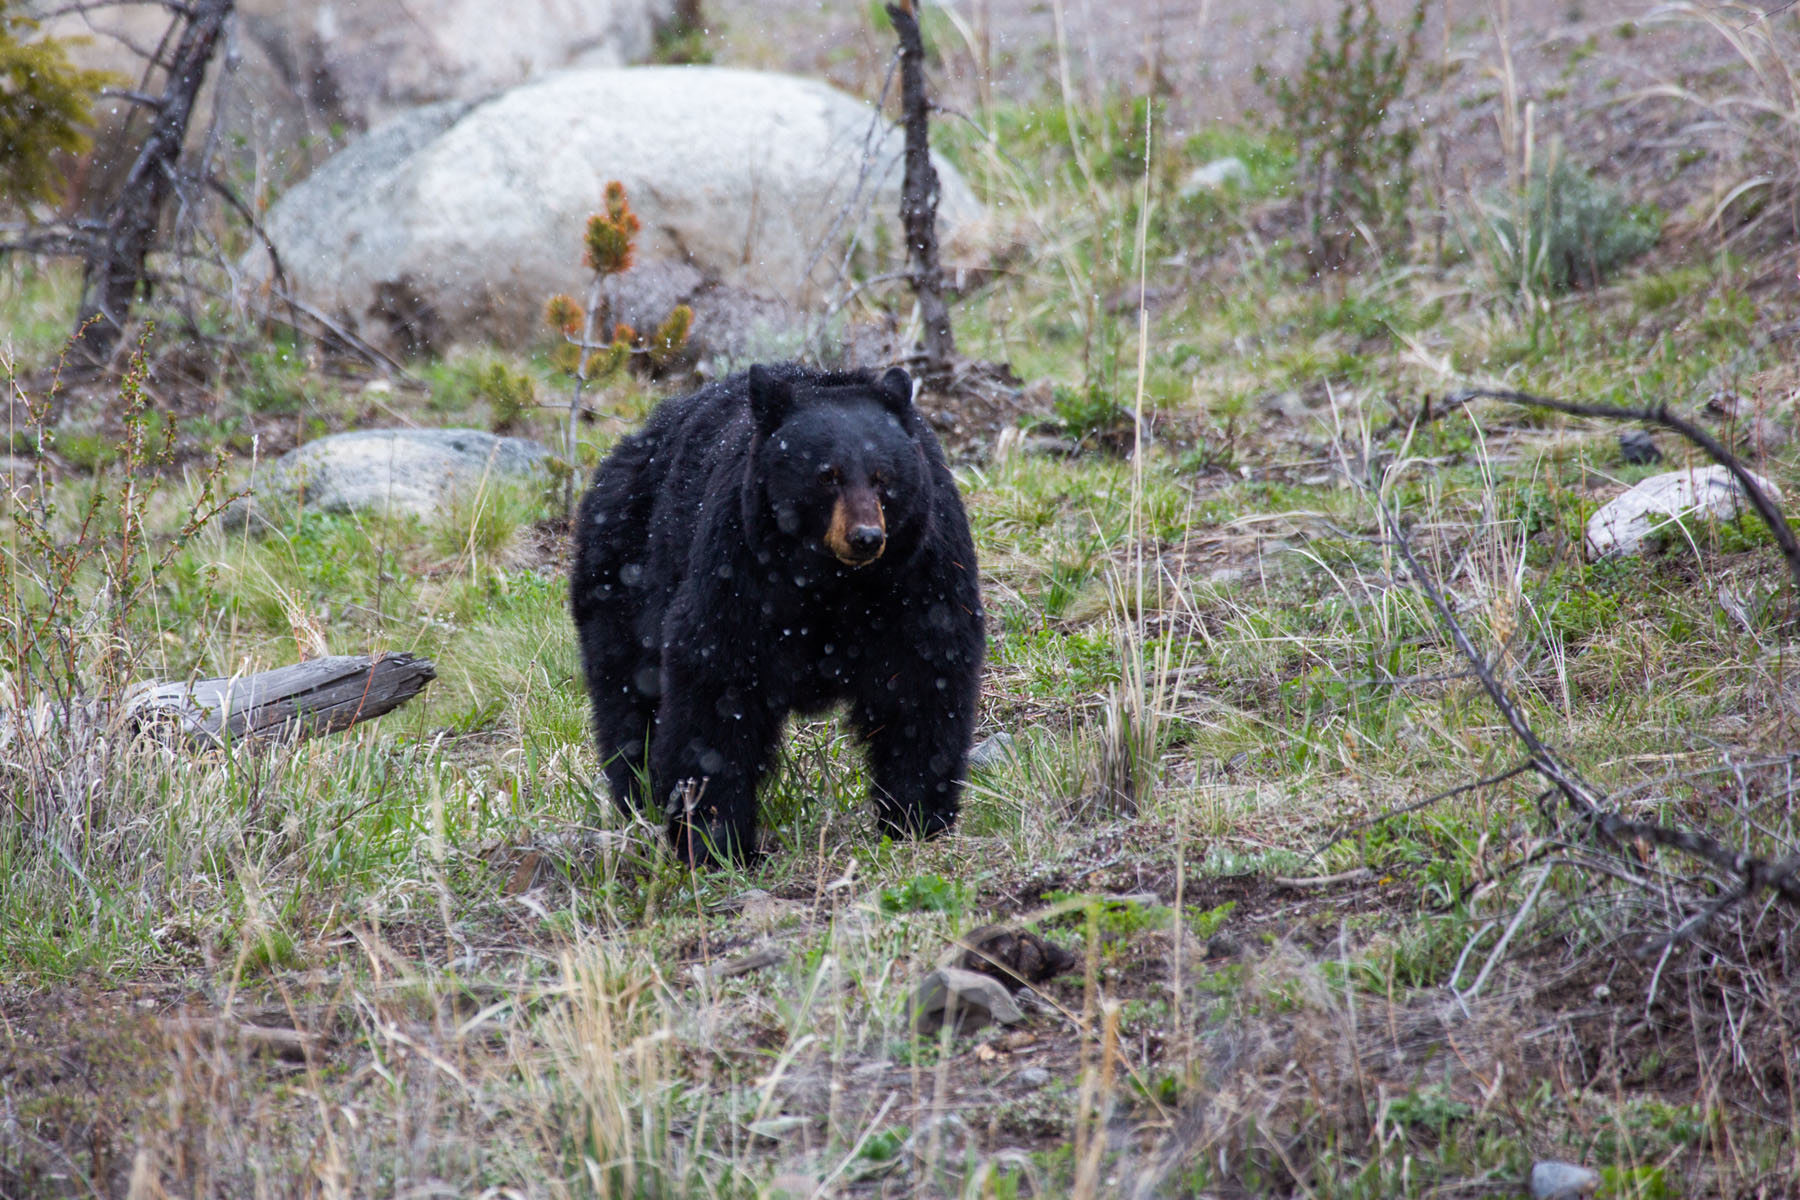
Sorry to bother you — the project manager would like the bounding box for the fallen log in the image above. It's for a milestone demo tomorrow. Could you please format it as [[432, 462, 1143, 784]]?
[[125, 653, 437, 746]]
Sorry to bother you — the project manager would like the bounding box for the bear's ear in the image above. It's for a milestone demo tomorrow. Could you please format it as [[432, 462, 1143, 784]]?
[[875, 366, 913, 415], [749, 365, 793, 434]]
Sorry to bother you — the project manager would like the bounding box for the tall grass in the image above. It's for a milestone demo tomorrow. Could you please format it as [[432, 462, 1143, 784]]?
[[1643, 1, 1800, 246]]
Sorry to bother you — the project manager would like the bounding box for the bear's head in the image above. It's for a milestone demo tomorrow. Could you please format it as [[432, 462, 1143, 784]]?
[[749, 365, 926, 568]]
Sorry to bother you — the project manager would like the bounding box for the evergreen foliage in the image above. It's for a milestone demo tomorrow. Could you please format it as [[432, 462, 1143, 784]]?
[[1491, 157, 1661, 294], [1258, 0, 1427, 268], [0, 4, 114, 208]]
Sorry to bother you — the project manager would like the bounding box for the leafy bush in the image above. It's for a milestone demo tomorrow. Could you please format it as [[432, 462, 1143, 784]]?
[[1482, 157, 1660, 294], [1257, 0, 1427, 268], [878, 873, 967, 914], [1, 339, 232, 841]]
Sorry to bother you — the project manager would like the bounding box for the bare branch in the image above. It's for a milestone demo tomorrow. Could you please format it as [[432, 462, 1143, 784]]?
[[1312, 759, 1537, 858], [1377, 489, 1800, 951]]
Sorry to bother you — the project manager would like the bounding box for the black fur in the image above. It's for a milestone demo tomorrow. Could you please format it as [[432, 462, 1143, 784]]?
[[570, 363, 985, 863]]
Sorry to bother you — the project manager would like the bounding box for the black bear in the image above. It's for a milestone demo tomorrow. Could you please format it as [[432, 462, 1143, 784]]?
[[570, 363, 984, 863]]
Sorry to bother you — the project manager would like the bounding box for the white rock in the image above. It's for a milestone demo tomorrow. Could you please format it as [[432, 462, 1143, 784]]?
[[1584, 465, 1783, 559], [247, 67, 990, 357], [1530, 1161, 1600, 1200], [1179, 156, 1250, 198], [239, 428, 551, 523]]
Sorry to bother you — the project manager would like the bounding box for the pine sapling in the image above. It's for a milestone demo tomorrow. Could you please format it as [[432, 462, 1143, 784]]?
[[548, 181, 693, 516]]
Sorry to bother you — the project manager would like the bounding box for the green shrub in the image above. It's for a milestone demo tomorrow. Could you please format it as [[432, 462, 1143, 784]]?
[[1256, 0, 1427, 267], [1483, 157, 1659, 294], [474, 361, 535, 432], [0, 6, 115, 207]]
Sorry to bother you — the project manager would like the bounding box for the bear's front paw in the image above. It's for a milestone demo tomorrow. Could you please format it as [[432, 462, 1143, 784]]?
[[877, 806, 957, 841]]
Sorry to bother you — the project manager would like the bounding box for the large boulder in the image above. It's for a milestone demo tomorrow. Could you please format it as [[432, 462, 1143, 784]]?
[[242, 66, 990, 360], [40, 0, 680, 188]]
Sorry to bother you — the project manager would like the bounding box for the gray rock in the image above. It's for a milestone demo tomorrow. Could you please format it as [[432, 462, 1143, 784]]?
[[1179, 156, 1250, 198], [1618, 428, 1661, 465], [1584, 465, 1783, 559], [903, 1113, 973, 1164], [246, 67, 992, 357], [238, 428, 551, 524], [1530, 1161, 1600, 1200], [968, 732, 1016, 770], [910, 966, 1025, 1033], [1016, 1066, 1051, 1088], [50, 0, 678, 188]]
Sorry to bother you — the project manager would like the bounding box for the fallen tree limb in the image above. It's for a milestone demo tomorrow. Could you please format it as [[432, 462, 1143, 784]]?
[[125, 652, 437, 746], [1331, 386, 1800, 902], [1379, 488, 1800, 961]]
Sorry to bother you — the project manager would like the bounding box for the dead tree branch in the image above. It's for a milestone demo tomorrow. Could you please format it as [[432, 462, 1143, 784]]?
[[886, 0, 956, 384], [73, 0, 233, 366], [125, 652, 437, 746], [1379, 498, 1800, 952]]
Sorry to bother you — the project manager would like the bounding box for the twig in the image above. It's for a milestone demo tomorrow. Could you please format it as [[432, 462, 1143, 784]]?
[[1312, 759, 1537, 858], [1379, 489, 1800, 955], [886, 1, 956, 383]]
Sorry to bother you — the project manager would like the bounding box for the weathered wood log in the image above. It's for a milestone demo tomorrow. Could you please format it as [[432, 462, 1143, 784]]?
[[125, 652, 437, 746]]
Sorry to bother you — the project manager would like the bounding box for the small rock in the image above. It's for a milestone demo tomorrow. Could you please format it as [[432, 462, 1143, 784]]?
[[968, 732, 1015, 770], [1530, 1161, 1600, 1200], [1704, 389, 1739, 418], [1017, 1066, 1051, 1088], [903, 1113, 973, 1163], [1022, 434, 1080, 458], [1584, 464, 1783, 559], [1205, 934, 1241, 961], [746, 1115, 807, 1142], [1261, 390, 1310, 421], [1178, 156, 1250, 198], [910, 966, 1025, 1033], [1618, 428, 1661, 465]]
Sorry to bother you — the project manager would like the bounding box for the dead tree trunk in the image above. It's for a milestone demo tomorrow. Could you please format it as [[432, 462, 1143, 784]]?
[[74, 0, 234, 365], [886, 1, 956, 385], [126, 652, 436, 746]]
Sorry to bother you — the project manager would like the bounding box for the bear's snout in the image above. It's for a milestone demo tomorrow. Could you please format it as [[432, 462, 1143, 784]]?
[[848, 524, 884, 558], [826, 490, 886, 565]]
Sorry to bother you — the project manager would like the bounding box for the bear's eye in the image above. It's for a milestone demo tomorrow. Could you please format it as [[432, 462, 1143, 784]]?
[[870, 470, 889, 493], [817, 464, 841, 486]]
